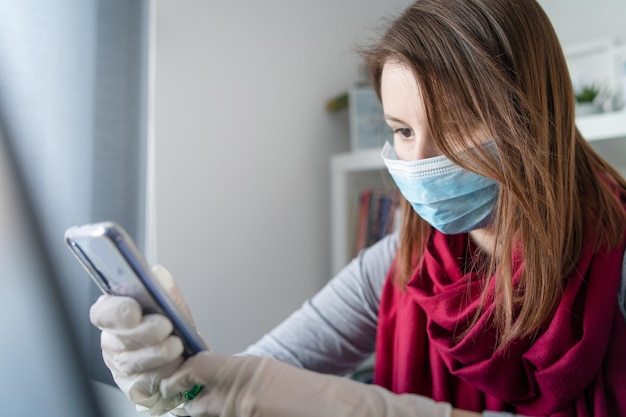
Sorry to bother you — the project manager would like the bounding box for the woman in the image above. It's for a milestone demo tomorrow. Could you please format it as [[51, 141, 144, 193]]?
[[90, 0, 626, 416]]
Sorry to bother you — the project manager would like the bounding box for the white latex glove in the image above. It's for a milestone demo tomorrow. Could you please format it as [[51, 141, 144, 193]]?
[[90, 265, 204, 416], [160, 351, 466, 417]]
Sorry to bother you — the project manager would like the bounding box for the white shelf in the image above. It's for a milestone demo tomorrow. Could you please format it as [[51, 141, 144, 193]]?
[[331, 147, 384, 172], [577, 110, 626, 141], [330, 149, 391, 274], [330, 111, 626, 274]]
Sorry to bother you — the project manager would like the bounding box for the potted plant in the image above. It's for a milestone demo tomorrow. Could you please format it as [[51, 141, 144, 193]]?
[[574, 83, 603, 116]]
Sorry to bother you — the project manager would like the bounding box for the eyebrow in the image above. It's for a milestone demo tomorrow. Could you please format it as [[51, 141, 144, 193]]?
[[384, 115, 409, 124]]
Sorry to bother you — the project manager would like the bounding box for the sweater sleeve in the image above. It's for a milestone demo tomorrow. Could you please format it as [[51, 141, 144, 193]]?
[[239, 232, 399, 375]]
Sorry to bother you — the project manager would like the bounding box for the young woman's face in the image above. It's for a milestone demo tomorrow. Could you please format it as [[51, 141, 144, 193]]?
[[380, 62, 440, 162]]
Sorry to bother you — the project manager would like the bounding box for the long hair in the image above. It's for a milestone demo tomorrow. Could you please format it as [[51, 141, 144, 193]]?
[[363, 0, 626, 348]]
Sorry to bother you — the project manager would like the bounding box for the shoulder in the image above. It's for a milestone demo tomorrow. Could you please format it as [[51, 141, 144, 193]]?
[[353, 232, 399, 301], [357, 232, 398, 275]]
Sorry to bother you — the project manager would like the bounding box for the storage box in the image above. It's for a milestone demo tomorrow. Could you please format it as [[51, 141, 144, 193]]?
[[349, 85, 392, 151]]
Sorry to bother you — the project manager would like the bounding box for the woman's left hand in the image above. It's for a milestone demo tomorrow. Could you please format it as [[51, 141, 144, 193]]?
[[160, 351, 462, 417]]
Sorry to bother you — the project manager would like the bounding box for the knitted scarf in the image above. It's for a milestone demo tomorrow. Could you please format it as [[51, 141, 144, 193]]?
[[374, 229, 626, 416]]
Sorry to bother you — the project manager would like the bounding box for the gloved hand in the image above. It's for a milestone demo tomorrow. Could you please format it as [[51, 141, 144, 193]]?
[[160, 352, 476, 417], [90, 265, 204, 416]]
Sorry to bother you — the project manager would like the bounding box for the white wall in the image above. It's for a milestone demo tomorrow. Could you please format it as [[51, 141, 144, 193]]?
[[150, 0, 626, 354], [538, 0, 626, 46], [151, 0, 411, 353]]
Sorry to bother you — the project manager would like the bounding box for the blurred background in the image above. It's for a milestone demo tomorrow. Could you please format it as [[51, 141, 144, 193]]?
[[1, 0, 625, 386]]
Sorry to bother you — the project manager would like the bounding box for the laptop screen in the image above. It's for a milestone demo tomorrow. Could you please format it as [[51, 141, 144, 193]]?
[[0, 123, 105, 416]]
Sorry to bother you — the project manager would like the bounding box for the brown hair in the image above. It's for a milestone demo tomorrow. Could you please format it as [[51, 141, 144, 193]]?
[[363, 0, 626, 347]]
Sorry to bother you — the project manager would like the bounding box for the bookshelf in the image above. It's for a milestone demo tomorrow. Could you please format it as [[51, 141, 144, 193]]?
[[330, 110, 626, 274]]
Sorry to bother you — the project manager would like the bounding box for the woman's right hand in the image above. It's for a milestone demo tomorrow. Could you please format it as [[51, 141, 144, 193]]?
[[89, 265, 201, 416]]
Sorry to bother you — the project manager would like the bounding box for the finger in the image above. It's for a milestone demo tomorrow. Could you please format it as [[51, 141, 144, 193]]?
[[105, 335, 184, 374], [151, 265, 196, 327], [160, 351, 228, 399], [90, 294, 142, 330], [101, 314, 174, 350], [113, 370, 165, 401], [134, 390, 185, 416], [151, 265, 176, 291], [109, 358, 184, 402]]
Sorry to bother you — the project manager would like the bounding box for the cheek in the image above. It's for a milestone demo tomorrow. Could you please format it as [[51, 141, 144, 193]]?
[[393, 140, 413, 162], [393, 137, 442, 162]]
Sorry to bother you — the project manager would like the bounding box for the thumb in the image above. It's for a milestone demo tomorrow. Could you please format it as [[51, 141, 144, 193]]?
[[151, 265, 196, 328]]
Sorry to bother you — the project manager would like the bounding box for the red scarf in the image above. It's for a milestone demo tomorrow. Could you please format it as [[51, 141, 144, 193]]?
[[374, 230, 626, 416]]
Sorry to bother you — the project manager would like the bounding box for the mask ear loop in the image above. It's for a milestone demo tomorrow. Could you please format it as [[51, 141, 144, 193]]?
[[381, 141, 396, 159]]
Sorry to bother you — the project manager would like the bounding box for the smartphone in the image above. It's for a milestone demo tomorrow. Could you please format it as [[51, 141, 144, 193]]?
[[64, 221, 208, 357]]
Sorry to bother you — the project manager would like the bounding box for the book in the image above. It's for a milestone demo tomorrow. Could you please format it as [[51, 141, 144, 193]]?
[[353, 188, 399, 256]]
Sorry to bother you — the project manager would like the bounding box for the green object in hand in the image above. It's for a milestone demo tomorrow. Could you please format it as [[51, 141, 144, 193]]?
[[184, 384, 204, 401]]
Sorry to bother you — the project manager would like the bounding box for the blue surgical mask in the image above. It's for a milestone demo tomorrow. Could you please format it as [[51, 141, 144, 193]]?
[[381, 141, 499, 234]]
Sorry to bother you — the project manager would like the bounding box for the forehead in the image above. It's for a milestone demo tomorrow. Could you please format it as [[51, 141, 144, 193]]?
[[380, 62, 425, 121]]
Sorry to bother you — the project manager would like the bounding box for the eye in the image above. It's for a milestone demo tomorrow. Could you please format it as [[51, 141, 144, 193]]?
[[394, 127, 413, 139]]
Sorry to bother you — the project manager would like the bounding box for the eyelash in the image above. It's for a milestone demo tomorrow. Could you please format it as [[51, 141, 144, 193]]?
[[393, 128, 413, 139]]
